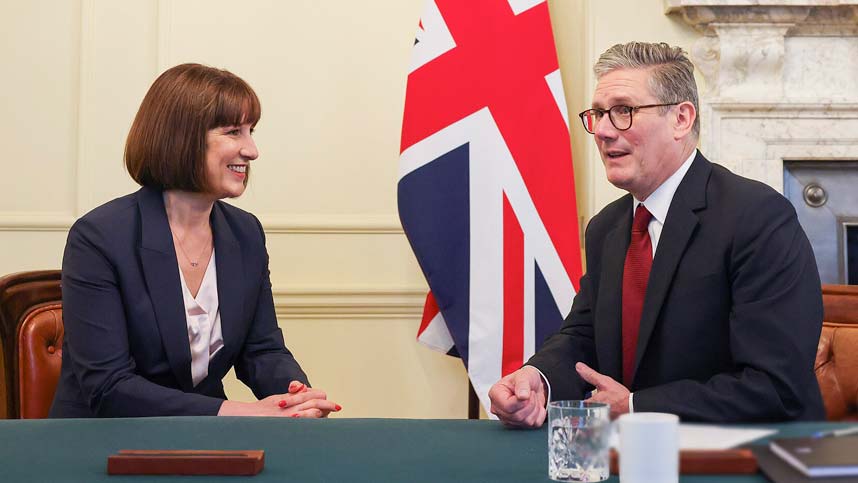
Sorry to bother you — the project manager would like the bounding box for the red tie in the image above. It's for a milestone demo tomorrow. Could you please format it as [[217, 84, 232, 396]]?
[[622, 204, 653, 387]]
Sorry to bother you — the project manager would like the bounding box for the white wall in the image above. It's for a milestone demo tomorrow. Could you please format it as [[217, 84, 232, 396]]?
[[0, 0, 700, 418]]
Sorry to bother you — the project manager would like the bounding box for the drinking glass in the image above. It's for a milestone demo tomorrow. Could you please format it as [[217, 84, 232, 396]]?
[[547, 401, 611, 482]]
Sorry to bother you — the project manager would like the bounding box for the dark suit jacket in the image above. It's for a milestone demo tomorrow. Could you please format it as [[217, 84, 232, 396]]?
[[50, 186, 309, 417], [527, 152, 825, 422]]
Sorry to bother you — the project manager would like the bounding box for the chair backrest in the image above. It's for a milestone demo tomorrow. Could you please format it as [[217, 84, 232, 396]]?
[[0, 270, 62, 419], [816, 284, 858, 421]]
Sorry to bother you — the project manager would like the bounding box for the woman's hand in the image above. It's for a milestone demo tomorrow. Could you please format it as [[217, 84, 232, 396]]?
[[217, 381, 342, 417], [280, 381, 342, 418]]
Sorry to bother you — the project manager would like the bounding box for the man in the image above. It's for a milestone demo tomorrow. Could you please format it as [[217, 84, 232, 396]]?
[[489, 42, 825, 427]]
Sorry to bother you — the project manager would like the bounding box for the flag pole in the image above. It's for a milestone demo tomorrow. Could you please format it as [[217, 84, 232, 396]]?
[[468, 380, 479, 419]]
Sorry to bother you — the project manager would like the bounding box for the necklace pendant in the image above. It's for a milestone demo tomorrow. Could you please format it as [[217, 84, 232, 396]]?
[[190, 262, 199, 267]]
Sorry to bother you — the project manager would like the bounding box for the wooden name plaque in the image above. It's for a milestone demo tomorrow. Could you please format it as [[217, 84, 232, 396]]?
[[610, 448, 758, 475], [107, 449, 264, 476]]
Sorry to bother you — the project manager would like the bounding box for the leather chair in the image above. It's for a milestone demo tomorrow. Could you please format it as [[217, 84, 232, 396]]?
[[815, 284, 858, 421], [0, 270, 62, 419]]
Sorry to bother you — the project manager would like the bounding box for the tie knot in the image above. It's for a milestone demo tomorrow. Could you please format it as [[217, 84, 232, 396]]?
[[632, 204, 652, 232]]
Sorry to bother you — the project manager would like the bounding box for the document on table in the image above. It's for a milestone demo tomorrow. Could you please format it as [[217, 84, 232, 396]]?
[[611, 424, 776, 451], [677, 424, 775, 450]]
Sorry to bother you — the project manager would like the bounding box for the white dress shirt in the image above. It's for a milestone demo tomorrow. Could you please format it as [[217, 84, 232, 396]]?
[[624, 149, 696, 411], [632, 149, 696, 257], [533, 149, 697, 413], [178, 249, 224, 387]]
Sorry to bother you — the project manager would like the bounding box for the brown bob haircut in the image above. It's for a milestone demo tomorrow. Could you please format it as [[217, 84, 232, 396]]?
[[125, 63, 261, 192]]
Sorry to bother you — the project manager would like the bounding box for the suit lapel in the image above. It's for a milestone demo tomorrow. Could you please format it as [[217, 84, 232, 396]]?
[[632, 154, 710, 384], [211, 203, 244, 359], [595, 196, 633, 382], [137, 186, 194, 391]]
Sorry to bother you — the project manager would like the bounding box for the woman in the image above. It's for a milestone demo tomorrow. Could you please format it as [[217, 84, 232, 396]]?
[[49, 63, 340, 418]]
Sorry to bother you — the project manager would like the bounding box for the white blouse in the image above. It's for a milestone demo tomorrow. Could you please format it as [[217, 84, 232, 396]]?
[[178, 248, 224, 387]]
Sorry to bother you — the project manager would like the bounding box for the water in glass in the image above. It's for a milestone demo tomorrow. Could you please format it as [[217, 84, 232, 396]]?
[[547, 401, 610, 482]]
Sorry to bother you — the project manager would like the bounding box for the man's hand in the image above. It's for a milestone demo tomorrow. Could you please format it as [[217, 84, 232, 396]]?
[[576, 362, 630, 419], [489, 366, 548, 428]]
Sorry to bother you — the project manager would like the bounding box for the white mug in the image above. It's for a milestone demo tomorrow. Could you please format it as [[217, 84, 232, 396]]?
[[618, 412, 679, 483]]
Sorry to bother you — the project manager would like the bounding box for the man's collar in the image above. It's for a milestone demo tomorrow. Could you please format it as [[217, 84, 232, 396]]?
[[633, 149, 697, 224]]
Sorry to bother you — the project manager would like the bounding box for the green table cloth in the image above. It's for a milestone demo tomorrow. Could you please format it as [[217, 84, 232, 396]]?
[[0, 417, 851, 482]]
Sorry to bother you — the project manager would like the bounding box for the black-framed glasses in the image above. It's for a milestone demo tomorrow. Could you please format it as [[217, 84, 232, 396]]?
[[578, 103, 680, 134]]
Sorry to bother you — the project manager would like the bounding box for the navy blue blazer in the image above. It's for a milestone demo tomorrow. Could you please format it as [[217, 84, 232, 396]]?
[[528, 153, 825, 422], [50, 186, 309, 417]]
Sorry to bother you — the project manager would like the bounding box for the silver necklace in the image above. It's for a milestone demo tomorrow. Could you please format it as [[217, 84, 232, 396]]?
[[172, 232, 211, 269]]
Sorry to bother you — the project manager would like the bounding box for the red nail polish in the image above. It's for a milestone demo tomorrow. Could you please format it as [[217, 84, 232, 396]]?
[[334, 405, 342, 411], [290, 414, 299, 418], [278, 400, 287, 408]]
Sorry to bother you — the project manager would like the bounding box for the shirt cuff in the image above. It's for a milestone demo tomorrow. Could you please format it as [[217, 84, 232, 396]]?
[[628, 392, 634, 413]]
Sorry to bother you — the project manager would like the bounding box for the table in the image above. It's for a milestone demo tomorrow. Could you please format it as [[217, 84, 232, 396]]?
[[0, 417, 851, 482]]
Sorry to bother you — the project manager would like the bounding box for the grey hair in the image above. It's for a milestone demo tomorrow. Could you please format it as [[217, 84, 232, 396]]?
[[594, 42, 699, 137]]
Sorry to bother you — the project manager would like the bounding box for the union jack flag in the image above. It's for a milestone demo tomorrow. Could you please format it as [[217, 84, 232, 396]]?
[[398, 0, 581, 414]]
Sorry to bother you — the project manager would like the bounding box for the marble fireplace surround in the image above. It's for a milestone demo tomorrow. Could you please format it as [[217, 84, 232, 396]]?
[[664, 0, 858, 193]]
